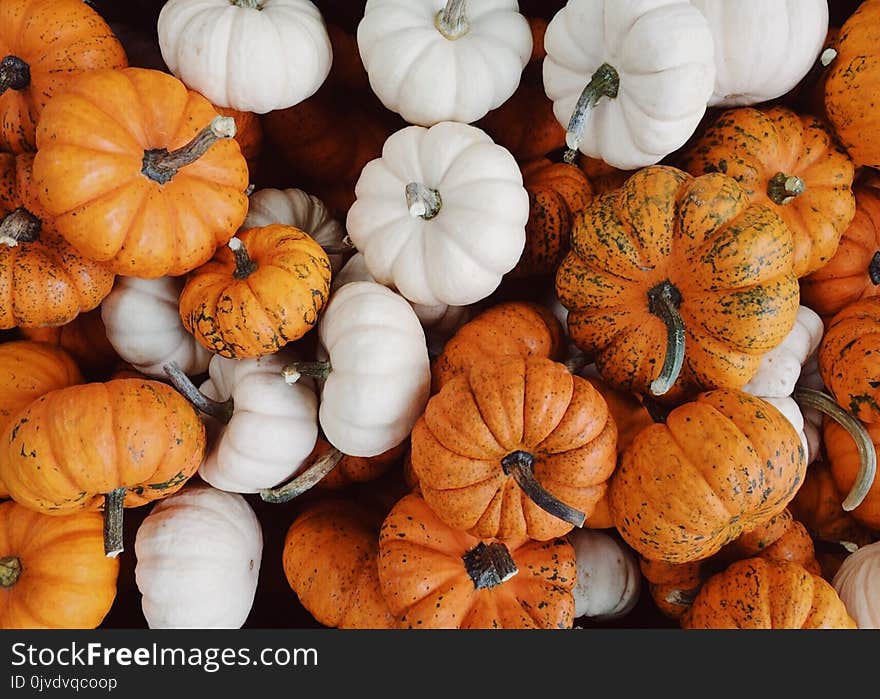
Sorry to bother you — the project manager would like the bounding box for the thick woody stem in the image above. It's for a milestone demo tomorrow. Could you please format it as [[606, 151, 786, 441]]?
[[767, 172, 806, 206], [0, 56, 30, 94], [462, 542, 518, 590], [500, 450, 586, 528], [142, 116, 236, 185], [436, 0, 469, 40], [0, 556, 21, 588], [103, 487, 126, 558], [563, 63, 620, 164], [647, 281, 685, 397], [259, 447, 345, 504], [282, 361, 332, 384], [405, 183, 442, 220], [228, 237, 258, 279], [0, 208, 41, 246], [163, 361, 234, 424]]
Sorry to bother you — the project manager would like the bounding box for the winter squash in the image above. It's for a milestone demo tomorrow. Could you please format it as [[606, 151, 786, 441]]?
[[134, 483, 262, 629], [284, 281, 431, 458], [542, 0, 715, 170], [800, 177, 880, 321], [818, 297, 880, 423], [178, 225, 331, 359], [0, 0, 128, 154], [681, 558, 856, 629], [679, 105, 856, 278], [0, 378, 206, 557], [378, 493, 576, 629], [609, 389, 807, 564], [411, 355, 618, 541], [0, 501, 118, 629], [431, 300, 565, 394], [556, 165, 800, 397], [690, 0, 829, 108], [310, 437, 408, 492], [512, 158, 593, 278], [357, 0, 532, 127], [101, 276, 211, 379], [283, 499, 395, 629], [568, 529, 640, 621], [32, 67, 249, 278], [19, 308, 118, 380], [214, 106, 263, 175], [347, 121, 529, 307], [157, 0, 332, 114], [832, 540, 880, 629], [825, 418, 880, 530], [825, 0, 880, 168]]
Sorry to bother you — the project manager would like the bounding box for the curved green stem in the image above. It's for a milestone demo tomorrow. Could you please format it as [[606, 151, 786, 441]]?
[[462, 542, 518, 590], [0, 556, 21, 588], [647, 281, 685, 397], [163, 362, 234, 424], [103, 487, 126, 558], [767, 172, 806, 206], [436, 0, 469, 40], [142, 116, 236, 185], [259, 447, 345, 504], [0, 55, 30, 94], [501, 450, 586, 528], [563, 63, 620, 164]]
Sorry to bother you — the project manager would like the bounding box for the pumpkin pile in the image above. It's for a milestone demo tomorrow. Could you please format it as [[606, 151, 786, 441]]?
[[1, 0, 879, 631]]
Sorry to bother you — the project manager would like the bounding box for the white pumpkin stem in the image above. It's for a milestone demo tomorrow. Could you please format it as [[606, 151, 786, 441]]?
[[563, 63, 620, 164], [232, 0, 262, 9], [436, 0, 469, 40], [405, 183, 442, 220], [793, 386, 877, 511], [767, 172, 806, 206], [0, 55, 30, 94], [0, 556, 21, 588], [868, 251, 880, 285], [647, 281, 685, 397], [259, 447, 345, 504], [500, 450, 586, 528], [228, 237, 258, 279], [0, 208, 41, 246], [462, 542, 518, 590], [163, 361, 234, 424], [141, 116, 236, 185], [283, 361, 331, 384], [820, 48, 838, 67], [103, 487, 126, 558]]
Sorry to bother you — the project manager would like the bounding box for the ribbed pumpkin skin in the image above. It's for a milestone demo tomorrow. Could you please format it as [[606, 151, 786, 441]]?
[[283, 500, 395, 630], [824, 418, 880, 530], [0, 500, 118, 628], [1, 379, 205, 515], [825, 0, 880, 168], [412, 356, 617, 541], [431, 301, 564, 394], [179, 225, 331, 359], [32, 67, 249, 278], [609, 389, 806, 564], [556, 166, 799, 396], [679, 106, 855, 278], [377, 494, 576, 629], [0, 0, 128, 154], [800, 178, 880, 321], [818, 297, 880, 423], [681, 558, 856, 629]]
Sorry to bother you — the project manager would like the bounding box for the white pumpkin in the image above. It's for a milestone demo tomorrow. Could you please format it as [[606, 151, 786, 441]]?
[[134, 483, 263, 629], [356, 0, 532, 126], [569, 529, 641, 621], [196, 350, 319, 494], [101, 276, 212, 378], [286, 281, 431, 457], [832, 541, 880, 629], [244, 188, 348, 273], [346, 121, 529, 307], [157, 0, 332, 114], [542, 0, 716, 170], [691, 0, 829, 108]]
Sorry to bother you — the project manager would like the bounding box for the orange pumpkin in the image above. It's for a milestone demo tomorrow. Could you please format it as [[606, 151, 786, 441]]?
[[32, 67, 249, 278], [178, 225, 331, 359], [681, 558, 856, 629], [311, 438, 408, 492], [411, 356, 617, 541], [378, 493, 576, 629], [0, 0, 128, 154], [282, 499, 395, 630], [0, 501, 118, 628], [578, 156, 630, 195], [825, 417, 880, 531], [556, 165, 800, 398], [214, 105, 263, 176], [609, 389, 807, 564], [679, 105, 856, 278]]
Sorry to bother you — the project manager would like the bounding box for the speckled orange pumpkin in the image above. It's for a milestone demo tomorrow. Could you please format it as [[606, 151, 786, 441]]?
[[178, 224, 331, 359], [311, 438, 408, 492], [378, 493, 576, 629]]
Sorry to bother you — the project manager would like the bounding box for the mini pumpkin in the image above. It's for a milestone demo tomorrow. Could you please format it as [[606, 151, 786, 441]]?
[[832, 540, 880, 629], [568, 529, 640, 622], [19, 308, 118, 380]]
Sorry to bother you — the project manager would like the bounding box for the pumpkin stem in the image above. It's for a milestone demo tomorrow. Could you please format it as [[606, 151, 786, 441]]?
[[0, 55, 30, 94], [320, 234, 355, 256], [259, 447, 345, 504], [563, 353, 592, 375], [163, 361, 234, 424], [869, 251, 880, 286], [793, 386, 877, 511], [462, 542, 518, 590], [436, 0, 469, 40], [103, 487, 126, 558], [642, 394, 672, 424], [820, 47, 838, 67], [0, 556, 21, 588], [563, 63, 620, 165], [500, 450, 587, 528], [647, 281, 685, 396], [228, 237, 258, 279], [405, 182, 442, 220], [232, 0, 262, 9], [767, 172, 806, 206], [141, 115, 237, 185], [0, 208, 41, 246], [282, 361, 332, 384]]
